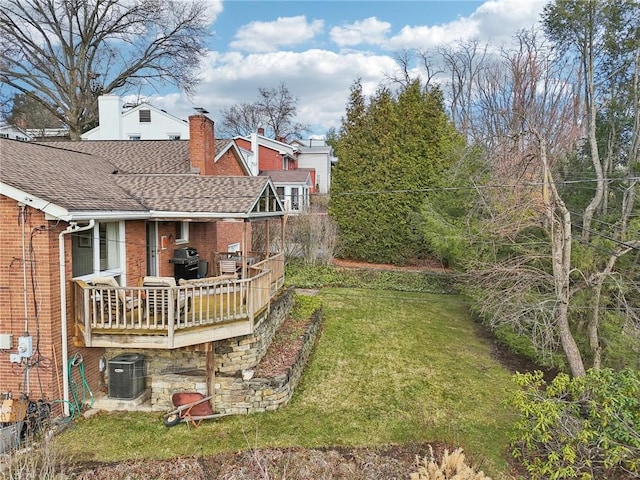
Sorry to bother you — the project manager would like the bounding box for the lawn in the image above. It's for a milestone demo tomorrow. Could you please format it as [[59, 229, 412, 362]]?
[[54, 288, 518, 477]]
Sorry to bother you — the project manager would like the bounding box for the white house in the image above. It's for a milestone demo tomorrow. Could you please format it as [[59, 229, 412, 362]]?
[[82, 95, 190, 140], [290, 139, 337, 194], [0, 124, 32, 142]]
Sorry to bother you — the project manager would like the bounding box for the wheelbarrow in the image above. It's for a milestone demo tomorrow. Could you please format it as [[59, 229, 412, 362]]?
[[163, 392, 227, 428]]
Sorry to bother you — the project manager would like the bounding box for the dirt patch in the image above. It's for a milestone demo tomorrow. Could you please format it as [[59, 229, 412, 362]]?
[[70, 443, 456, 479], [333, 257, 450, 273]]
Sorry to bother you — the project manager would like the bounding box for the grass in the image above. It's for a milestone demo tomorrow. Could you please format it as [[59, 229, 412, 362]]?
[[54, 287, 517, 477]]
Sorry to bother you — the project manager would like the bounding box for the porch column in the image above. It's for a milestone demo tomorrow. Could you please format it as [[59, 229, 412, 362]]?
[[242, 219, 249, 278]]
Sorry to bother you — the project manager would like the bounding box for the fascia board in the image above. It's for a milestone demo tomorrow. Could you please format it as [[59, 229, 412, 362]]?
[[149, 211, 284, 220], [60, 211, 151, 221], [1, 182, 71, 221]]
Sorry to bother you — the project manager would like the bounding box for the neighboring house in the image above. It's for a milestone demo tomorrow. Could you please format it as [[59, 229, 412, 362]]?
[[290, 138, 337, 195], [26, 127, 70, 141], [0, 123, 33, 142], [259, 169, 313, 212], [0, 113, 287, 416], [236, 130, 313, 213], [81, 94, 190, 140]]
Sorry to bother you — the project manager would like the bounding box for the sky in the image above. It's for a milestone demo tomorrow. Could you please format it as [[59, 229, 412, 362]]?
[[133, 0, 549, 138]]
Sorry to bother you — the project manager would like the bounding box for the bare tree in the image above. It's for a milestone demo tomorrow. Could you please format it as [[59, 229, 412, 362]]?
[[438, 39, 489, 141], [461, 30, 589, 376], [219, 82, 308, 141], [0, 0, 212, 139]]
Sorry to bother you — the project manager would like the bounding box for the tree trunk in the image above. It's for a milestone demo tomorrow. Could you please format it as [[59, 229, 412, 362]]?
[[542, 138, 586, 376]]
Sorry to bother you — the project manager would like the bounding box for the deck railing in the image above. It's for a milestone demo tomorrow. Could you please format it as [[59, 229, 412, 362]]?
[[73, 253, 285, 348]]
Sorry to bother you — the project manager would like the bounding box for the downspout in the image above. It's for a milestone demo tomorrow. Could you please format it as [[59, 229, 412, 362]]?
[[59, 219, 94, 416]]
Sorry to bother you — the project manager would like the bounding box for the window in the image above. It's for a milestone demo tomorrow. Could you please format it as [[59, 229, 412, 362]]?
[[175, 221, 189, 244], [228, 242, 240, 253], [276, 187, 285, 202], [139, 109, 151, 122], [72, 221, 124, 279], [99, 222, 120, 271], [291, 188, 299, 210]]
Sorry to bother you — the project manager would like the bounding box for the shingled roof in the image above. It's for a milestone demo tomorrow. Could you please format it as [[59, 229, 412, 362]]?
[[1, 139, 147, 213], [43, 139, 234, 174], [0, 138, 283, 221], [114, 175, 272, 215]]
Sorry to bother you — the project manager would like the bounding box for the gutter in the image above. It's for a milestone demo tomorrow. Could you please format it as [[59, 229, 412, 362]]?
[[59, 220, 94, 417]]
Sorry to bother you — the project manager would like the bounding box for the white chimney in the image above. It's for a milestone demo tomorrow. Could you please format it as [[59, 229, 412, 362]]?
[[97, 95, 123, 140]]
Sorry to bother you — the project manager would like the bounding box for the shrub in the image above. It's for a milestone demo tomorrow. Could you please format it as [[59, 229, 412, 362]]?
[[508, 369, 640, 479], [410, 445, 491, 480]]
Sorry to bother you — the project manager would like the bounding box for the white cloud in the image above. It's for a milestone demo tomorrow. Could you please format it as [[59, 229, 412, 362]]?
[[387, 17, 479, 50], [230, 16, 324, 53], [150, 0, 548, 137], [154, 49, 398, 135], [386, 0, 545, 50], [330, 17, 392, 47]]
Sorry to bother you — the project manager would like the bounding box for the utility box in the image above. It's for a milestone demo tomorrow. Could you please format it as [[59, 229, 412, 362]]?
[[108, 354, 146, 399], [0, 334, 12, 350]]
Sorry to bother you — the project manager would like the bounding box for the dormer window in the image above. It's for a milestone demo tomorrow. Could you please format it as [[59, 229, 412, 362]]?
[[139, 109, 151, 123]]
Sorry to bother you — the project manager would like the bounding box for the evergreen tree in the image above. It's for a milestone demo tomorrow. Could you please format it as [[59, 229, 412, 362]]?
[[330, 79, 464, 264]]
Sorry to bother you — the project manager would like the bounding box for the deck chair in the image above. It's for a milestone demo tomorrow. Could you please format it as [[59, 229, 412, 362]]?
[[143, 276, 187, 319], [219, 259, 239, 277], [91, 276, 140, 316]]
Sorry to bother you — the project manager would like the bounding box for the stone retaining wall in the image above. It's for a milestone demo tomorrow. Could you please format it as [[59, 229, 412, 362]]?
[[104, 287, 319, 412], [214, 308, 323, 414], [214, 288, 294, 374]]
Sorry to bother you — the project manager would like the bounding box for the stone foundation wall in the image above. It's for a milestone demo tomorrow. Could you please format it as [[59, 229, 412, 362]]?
[[104, 287, 298, 411], [214, 308, 323, 415]]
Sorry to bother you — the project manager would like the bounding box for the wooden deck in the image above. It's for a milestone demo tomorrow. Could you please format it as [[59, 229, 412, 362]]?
[[72, 253, 285, 349]]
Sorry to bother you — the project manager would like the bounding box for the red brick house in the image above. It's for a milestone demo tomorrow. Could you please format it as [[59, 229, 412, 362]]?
[[0, 114, 286, 416], [235, 130, 314, 213]]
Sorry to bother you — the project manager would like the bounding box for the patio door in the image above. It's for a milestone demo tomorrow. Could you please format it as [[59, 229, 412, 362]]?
[[146, 222, 158, 276]]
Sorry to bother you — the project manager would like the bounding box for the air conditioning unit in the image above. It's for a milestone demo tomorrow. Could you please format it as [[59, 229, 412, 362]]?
[[108, 354, 146, 399]]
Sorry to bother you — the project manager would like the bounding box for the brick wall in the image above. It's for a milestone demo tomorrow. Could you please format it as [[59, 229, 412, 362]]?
[[125, 221, 147, 285], [189, 114, 216, 176], [216, 149, 248, 176], [0, 197, 106, 408]]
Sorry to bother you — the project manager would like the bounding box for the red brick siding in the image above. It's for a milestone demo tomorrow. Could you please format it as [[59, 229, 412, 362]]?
[[216, 149, 247, 176], [125, 221, 147, 285], [257, 145, 284, 171], [235, 138, 251, 151], [189, 115, 216, 176], [0, 197, 105, 405]]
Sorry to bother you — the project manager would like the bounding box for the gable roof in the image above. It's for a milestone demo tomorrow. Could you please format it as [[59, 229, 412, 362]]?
[[259, 169, 312, 185], [0, 138, 284, 221], [114, 175, 276, 217], [0, 123, 33, 142], [81, 100, 188, 140]]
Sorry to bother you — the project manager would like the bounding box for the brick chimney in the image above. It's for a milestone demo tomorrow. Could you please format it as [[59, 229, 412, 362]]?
[[189, 114, 216, 175]]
